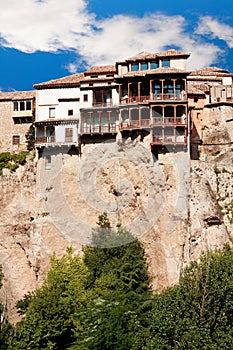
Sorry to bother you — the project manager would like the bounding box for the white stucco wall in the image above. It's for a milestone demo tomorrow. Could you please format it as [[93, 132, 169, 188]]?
[[36, 87, 81, 122]]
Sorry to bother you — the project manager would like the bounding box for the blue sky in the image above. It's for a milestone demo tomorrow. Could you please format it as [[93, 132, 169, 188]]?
[[1, 0, 233, 91]]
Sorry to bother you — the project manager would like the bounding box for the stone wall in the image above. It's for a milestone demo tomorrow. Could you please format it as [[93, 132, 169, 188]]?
[[0, 100, 31, 153], [0, 137, 232, 323]]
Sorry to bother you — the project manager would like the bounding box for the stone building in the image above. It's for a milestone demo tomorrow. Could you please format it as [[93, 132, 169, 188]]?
[[34, 74, 84, 151], [0, 91, 35, 153], [34, 49, 190, 156], [187, 67, 233, 159]]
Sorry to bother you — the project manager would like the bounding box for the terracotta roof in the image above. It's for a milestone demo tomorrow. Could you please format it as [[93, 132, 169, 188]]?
[[0, 90, 35, 101], [34, 73, 84, 89], [187, 85, 206, 95], [117, 67, 189, 78], [84, 65, 116, 75], [156, 49, 190, 58], [189, 67, 232, 77], [120, 49, 190, 62]]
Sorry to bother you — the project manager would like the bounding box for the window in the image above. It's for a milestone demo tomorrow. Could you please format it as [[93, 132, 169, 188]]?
[[49, 107, 55, 118], [151, 61, 158, 69], [65, 128, 73, 142], [131, 63, 139, 72], [68, 109, 73, 116], [141, 62, 148, 70], [12, 135, 20, 145], [194, 97, 198, 103], [13, 100, 32, 111], [13, 102, 18, 111], [90, 75, 98, 78], [162, 59, 170, 67], [83, 94, 88, 102], [26, 101, 32, 110]]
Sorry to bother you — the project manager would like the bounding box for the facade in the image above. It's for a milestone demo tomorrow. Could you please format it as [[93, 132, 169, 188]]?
[[0, 91, 35, 152], [187, 67, 233, 158], [34, 74, 85, 149], [29, 49, 233, 159], [80, 49, 190, 153]]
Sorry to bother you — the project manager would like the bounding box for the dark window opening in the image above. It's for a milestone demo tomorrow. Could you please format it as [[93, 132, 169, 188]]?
[[12, 135, 20, 145]]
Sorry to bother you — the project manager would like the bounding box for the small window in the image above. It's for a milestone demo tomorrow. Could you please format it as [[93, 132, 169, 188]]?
[[49, 107, 55, 118], [194, 97, 198, 103], [13, 102, 18, 111], [90, 75, 98, 78], [106, 74, 114, 77], [12, 135, 20, 145], [151, 61, 158, 69], [68, 109, 73, 116], [89, 83, 93, 86], [162, 59, 170, 67], [65, 128, 73, 142], [83, 94, 88, 102], [20, 101, 25, 111], [131, 63, 139, 72], [26, 101, 32, 110], [141, 62, 148, 70]]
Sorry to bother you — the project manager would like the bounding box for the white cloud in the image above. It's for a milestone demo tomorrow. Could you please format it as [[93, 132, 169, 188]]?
[[196, 16, 233, 48], [0, 1, 227, 72], [0, 0, 93, 52]]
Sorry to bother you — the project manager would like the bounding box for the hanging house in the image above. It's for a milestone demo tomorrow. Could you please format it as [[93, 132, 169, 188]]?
[[34, 73, 84, 149], [78, 49, 190, 151]]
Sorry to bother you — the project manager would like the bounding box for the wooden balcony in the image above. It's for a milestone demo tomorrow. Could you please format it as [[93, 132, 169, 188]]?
[[36, 136, 56, 144], [152, 117, 187, 126], [81, 124, 117, 134], [120, 93, 187, 104], [120, 119, 150, 130]]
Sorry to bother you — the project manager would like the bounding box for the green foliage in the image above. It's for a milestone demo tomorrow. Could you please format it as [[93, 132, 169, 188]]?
[[25, 124, 35, 151], [16, 291, 34, 316], [70, 215, 151, 350], [9, 214, 233, 350], [134, 244, 233, 350], [0, 152, 27, 175], [0, 265, 14, 349], [10, 248, 89, 350]]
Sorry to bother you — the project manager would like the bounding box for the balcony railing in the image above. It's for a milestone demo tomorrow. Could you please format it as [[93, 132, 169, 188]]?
[[36, 136, 56, 144], [81, 124, 117, 134], [120, 119, 150, 130], [120, 93, 186, 104], [152, 117, 187, 125]]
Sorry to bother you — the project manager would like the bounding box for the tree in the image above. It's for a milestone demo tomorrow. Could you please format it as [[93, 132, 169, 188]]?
[[0, 265, 14, 349], [70, 215, 151, 350], [25, 124, 35, 151], [134, 244, 233, 350], [10, 248, 89, 350]]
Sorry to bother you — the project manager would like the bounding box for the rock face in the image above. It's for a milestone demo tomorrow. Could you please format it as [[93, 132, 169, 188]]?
[[0, 139, 232, 323]]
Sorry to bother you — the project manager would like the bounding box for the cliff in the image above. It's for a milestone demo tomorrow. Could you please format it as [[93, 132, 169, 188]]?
[[0, 138, 232, 323]]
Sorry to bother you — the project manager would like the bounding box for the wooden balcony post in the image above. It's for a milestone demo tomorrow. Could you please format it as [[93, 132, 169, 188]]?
[[161, 79, 164, 100], [128, 82, 131, 103], [138, 82, 141, 102], [172, 79, 176, 98], [150, 79, 153, 100], [118, 84, 122, 103]]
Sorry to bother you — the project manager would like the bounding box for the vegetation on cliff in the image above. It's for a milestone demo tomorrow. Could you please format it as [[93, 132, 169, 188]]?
[[2, 215, 233, 349], [0, 152, 27, 176]]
